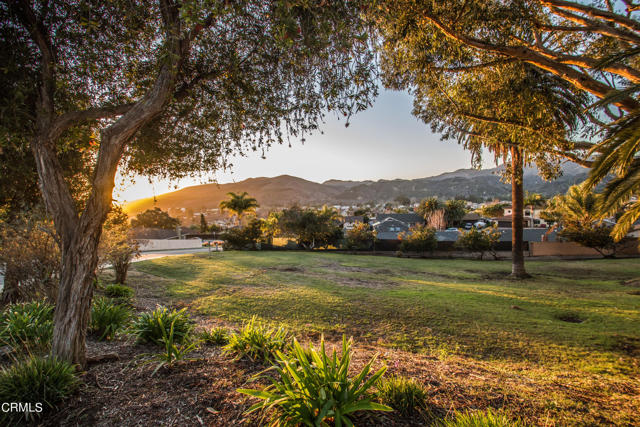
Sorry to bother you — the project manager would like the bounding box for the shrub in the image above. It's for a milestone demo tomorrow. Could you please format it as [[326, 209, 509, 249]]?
[[455, 226, 502, 260], [223, 316, 288, 362], [239, 336, 392, 425], [344, 221, 377, 250], [440, 409, 525, 427], [103, 283, 134, 299], [399, 224, 438, 255], [98, 205, 140, 284], [90, 297, 131, 340], [558, 225, 617, 258], [0, 300, 54, 352], [0, 356, 79, 423], [0, 216, 60, 303], [200, 326, 230, 346], [132, 306, 194, 345], [377, 375, 427, 416], [222, 219, 264, 250]]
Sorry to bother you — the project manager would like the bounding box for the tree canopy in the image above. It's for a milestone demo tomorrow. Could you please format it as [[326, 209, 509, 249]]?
[[372, 0, 640, 237], [2, 0, 378, 365], [131, 207, 180, 229]]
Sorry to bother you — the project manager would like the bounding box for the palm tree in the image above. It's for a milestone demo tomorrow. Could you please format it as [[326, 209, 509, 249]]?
[[543, 184, 601, 229], [585, 112, 640, 240], [219, 192, 259, 226]]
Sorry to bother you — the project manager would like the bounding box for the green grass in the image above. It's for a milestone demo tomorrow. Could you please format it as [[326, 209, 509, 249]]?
[[132, 252, 640, 376]]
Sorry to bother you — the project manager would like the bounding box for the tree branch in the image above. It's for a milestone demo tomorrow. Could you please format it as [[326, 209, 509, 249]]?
[[49, 104, 136, 141], [421, 11, 640, 111], [540, 0, 640, 34], [540, 6, 640, 44]]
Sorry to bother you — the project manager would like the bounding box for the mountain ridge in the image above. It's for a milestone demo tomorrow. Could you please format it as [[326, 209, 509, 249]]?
[[123, 164, 590, 215]]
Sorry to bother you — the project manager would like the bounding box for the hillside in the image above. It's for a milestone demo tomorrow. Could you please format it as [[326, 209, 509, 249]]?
[[123, 164, 590, 215]]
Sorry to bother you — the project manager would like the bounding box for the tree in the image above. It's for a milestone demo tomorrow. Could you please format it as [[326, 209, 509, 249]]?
[[398, 224, 438, 255], [222, 218, 264, 250], [98, 205, 139, 284], [444, 200, 468, 228], [131, 208, 180, 230], [480, 203, 506, 218], [199, 213, 208, 233], [277, 205, 342, 249], [372, 0, 640, 239], [456, 225, 502, 260], [524, 192, 547, 209], [344, 221, 377, 251], [559, 225, 617, 258], [3, 0, 376, 365], [544, 184, 616, 257], [394, 194, 411, 206], [416, 197, 441, 220], [374, 3, 591, 277], [219, 192, 259, 226]]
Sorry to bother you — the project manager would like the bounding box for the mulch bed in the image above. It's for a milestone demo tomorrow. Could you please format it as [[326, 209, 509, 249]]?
[[45, 340, 265, 426]]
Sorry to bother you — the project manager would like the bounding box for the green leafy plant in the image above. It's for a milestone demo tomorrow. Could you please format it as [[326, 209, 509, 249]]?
[[239, 335, 392, 426], [90, 297, 131, 341], [132, 306, 194, 346], [103, 283, 134, 300], [398, 224, 438, 255], [455, 226, 502, 260], [223, 316, 288, 362], [376, 375, 427, 417], [200, 326, 230, 346], [440, 409, 526, 427], [0, 300, 54, 352], [0, 356, 80, 423], [148, 317, 200, 376]]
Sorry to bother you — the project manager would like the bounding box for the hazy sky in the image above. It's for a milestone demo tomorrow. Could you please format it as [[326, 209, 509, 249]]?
[[114, 89, 494, 202]]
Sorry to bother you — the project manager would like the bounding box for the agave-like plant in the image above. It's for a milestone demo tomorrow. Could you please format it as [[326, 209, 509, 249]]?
[[239, 335, 391, 426]]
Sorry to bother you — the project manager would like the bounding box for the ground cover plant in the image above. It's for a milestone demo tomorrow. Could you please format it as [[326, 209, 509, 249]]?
[[376, 375, 428, 417], [147, 318, 200, 376], [129, 251, 640, 425], [223, 316, 289, 363], [0, 356, 79, 424], [199, 326, 230, 346], [90, 297, 131, 341], [103, 284, 134, 300], [439, 409, 526, 427], [132, 306, 194, 346], [0, 300, 54, 352]]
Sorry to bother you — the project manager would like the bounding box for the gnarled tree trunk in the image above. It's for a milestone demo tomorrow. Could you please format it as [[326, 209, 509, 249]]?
[[510, 146, 529, 279], [50, 227, 102, 366]]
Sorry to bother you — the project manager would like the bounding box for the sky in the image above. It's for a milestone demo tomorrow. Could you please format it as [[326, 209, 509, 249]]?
[[114, 88, 494, 203]]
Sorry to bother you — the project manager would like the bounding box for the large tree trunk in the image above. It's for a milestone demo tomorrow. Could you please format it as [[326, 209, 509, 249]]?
[[16, 0, 187, 367], [510, 146, 529, 278], [51, 228, 102, 367]]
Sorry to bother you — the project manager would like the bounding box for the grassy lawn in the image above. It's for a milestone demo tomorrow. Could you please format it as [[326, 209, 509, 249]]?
[[130, 251, 640, 424], [134, 251, 639, 374]]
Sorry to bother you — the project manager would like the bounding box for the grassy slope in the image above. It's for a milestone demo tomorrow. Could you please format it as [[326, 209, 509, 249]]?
[[134, 252, 640, 377]]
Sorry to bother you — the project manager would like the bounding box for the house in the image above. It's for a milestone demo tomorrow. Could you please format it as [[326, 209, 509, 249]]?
[[492, 215, 535, 228], [342, 215, 365, 231], [370, 217, 411, 240], [460, 212, 483, 227], [373, 213, 424, 228], [503, 205, 548, 226]]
